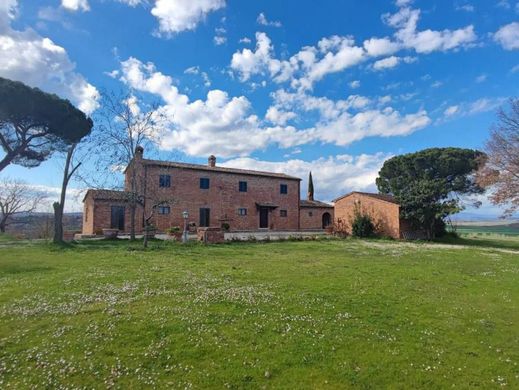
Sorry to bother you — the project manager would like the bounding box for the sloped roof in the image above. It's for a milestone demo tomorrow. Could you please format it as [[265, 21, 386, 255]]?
[[333, 191, 399, 205], [83, 189, 130, 202], [300, 199, 334, 208], [141, 159, 301, 180]]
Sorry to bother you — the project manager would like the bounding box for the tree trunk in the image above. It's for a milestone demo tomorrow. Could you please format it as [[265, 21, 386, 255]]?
[[130, 203, 136, 241], [0, 218, 6, 233], [53, 202, 63, 243], [0, 153, 14, 172], [53, 144, 79, 244]]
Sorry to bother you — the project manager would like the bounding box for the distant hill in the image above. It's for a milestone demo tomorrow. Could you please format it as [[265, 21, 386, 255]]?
[[5, 212, 82, 239]]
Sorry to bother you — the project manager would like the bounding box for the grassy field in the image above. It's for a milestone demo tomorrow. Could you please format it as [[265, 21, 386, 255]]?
[[0, 237, 518, 388], [450, 222, 519, 237]]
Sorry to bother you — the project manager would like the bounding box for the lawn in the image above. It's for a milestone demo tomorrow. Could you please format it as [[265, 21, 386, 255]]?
[[0, 238, 518, 388]]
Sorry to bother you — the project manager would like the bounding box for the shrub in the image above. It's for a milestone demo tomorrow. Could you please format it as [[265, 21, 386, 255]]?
[[221, 223, 230, 231], [351, 214, 375, 238], [167, 226, 181, 233], [333, 218, 349, 238], [350, 202, 375, 238]]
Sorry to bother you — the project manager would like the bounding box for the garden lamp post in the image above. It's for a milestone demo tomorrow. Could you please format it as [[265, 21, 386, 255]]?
[[182, 210, 189, 243]]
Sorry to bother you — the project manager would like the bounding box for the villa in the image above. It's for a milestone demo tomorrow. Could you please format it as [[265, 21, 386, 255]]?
[[82, 147, 334, 235]]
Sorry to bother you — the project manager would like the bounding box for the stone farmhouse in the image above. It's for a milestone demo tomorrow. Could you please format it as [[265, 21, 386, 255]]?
[[82, 147, 334, 235]]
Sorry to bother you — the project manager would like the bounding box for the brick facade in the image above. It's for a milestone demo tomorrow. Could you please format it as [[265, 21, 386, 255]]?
[[299, 200, 334, 230], [333, 192, 402, 239], [83, 150, 304, 234]]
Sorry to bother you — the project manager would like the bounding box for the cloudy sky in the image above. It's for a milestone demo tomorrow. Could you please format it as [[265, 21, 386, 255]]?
[[0, 0, 518, 216]]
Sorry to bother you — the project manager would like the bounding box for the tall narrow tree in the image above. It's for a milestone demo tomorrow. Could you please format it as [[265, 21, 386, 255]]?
[[307, 171, 314, 201]]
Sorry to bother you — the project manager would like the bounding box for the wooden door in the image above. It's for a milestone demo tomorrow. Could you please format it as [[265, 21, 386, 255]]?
[[259, 207, 269, 229], [110, 206, 125, 230]]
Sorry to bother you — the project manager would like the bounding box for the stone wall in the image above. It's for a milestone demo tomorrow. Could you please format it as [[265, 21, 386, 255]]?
[[333, 193, 401, 239], [299, 207, 334, 230]]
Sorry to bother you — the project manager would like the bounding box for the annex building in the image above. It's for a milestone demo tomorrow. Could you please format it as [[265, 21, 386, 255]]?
[[82, 147, 333, 235]]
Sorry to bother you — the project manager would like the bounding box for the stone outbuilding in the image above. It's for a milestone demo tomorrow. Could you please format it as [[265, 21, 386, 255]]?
[[299, 200, 334, 230], [333, 192, 410, 239]]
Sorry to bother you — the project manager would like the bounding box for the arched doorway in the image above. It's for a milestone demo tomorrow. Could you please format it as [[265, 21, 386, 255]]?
[[322, 212, 331, 229]]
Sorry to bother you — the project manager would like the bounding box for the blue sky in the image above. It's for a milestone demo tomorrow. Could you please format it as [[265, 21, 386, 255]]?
[[0, 0, 518, 216]]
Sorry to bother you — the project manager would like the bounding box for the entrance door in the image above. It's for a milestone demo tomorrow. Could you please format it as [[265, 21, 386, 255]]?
[[322, 212, 331, 229], [259, 207, 269, 229], [110, 206, 125, 230], [199, 208, 210, 227]]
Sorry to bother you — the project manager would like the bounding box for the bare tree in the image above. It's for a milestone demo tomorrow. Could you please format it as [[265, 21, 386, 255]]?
[[477, 98, 519, 217], [91, 90, 164, 240], [53, 143, 82, 243], [0, 178, 45, 233]]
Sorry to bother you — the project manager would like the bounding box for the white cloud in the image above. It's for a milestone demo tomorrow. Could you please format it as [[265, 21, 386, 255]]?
[[120, 57, 432, 157], [257, 12, 282, 27], [214, 35, 226, 45], [384, 7, 477, 53], [441, 97, 506, 120], [239, 37, 251, 44], [372, 55, 416, 70], [231, 32, 367, 90], [265, 106, 296, 125], [494, 22, 519, 50], [116, 0, 143, 5], [475, 74, 487, 83], [61, 0, 89, 12], [349, 80, 361, 89], [184, 65, 211, 87], [456, 4, 475, 12], [496, 0, 511, 9], [363, 37, 400, 56], [120, 57, 295, 157], [222, 153, 392, 201], [444, 105, 459, 116], [0, 1, 99, 113], [270, 89, 431, 146], [151, 0, 225, 36], [431, 80, 443, 88], [396, 0, 413, 6], [511, 64, 519, 73]]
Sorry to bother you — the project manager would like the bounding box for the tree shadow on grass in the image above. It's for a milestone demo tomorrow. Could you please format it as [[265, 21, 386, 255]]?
[[434, 235, 519, 251]]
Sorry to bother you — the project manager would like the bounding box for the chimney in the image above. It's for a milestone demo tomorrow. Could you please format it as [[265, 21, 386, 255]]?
[[208, 155, 216, 167], [135, 145, 144, 160]]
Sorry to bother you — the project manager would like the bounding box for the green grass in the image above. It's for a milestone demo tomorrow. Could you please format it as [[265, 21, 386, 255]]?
[[0, 238, 518, 388], [450, 224, 519, 237]]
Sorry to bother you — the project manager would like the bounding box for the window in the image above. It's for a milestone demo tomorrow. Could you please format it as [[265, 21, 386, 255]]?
[[238, 208, 247, 216], [200, 178, 210, 189], [199, 208, 210, 227], [308, 211, 313, 217], [280, 209, 287, 217], [280, 184, 288, 194], [159, 174, 171, 188], [158, 206, 170, 215], [239, 181, 248, 192]]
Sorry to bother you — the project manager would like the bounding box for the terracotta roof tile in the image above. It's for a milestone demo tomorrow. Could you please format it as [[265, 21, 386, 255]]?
[[333, 191, 399, 204], [300, 199, 334, 208], [142, 159, 301, 180]]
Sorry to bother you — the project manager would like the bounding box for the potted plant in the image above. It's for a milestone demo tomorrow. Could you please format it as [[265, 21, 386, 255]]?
[[167, 226, 182, 240], [102, 228, 119, 239], [221, 222, 230, 232]]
